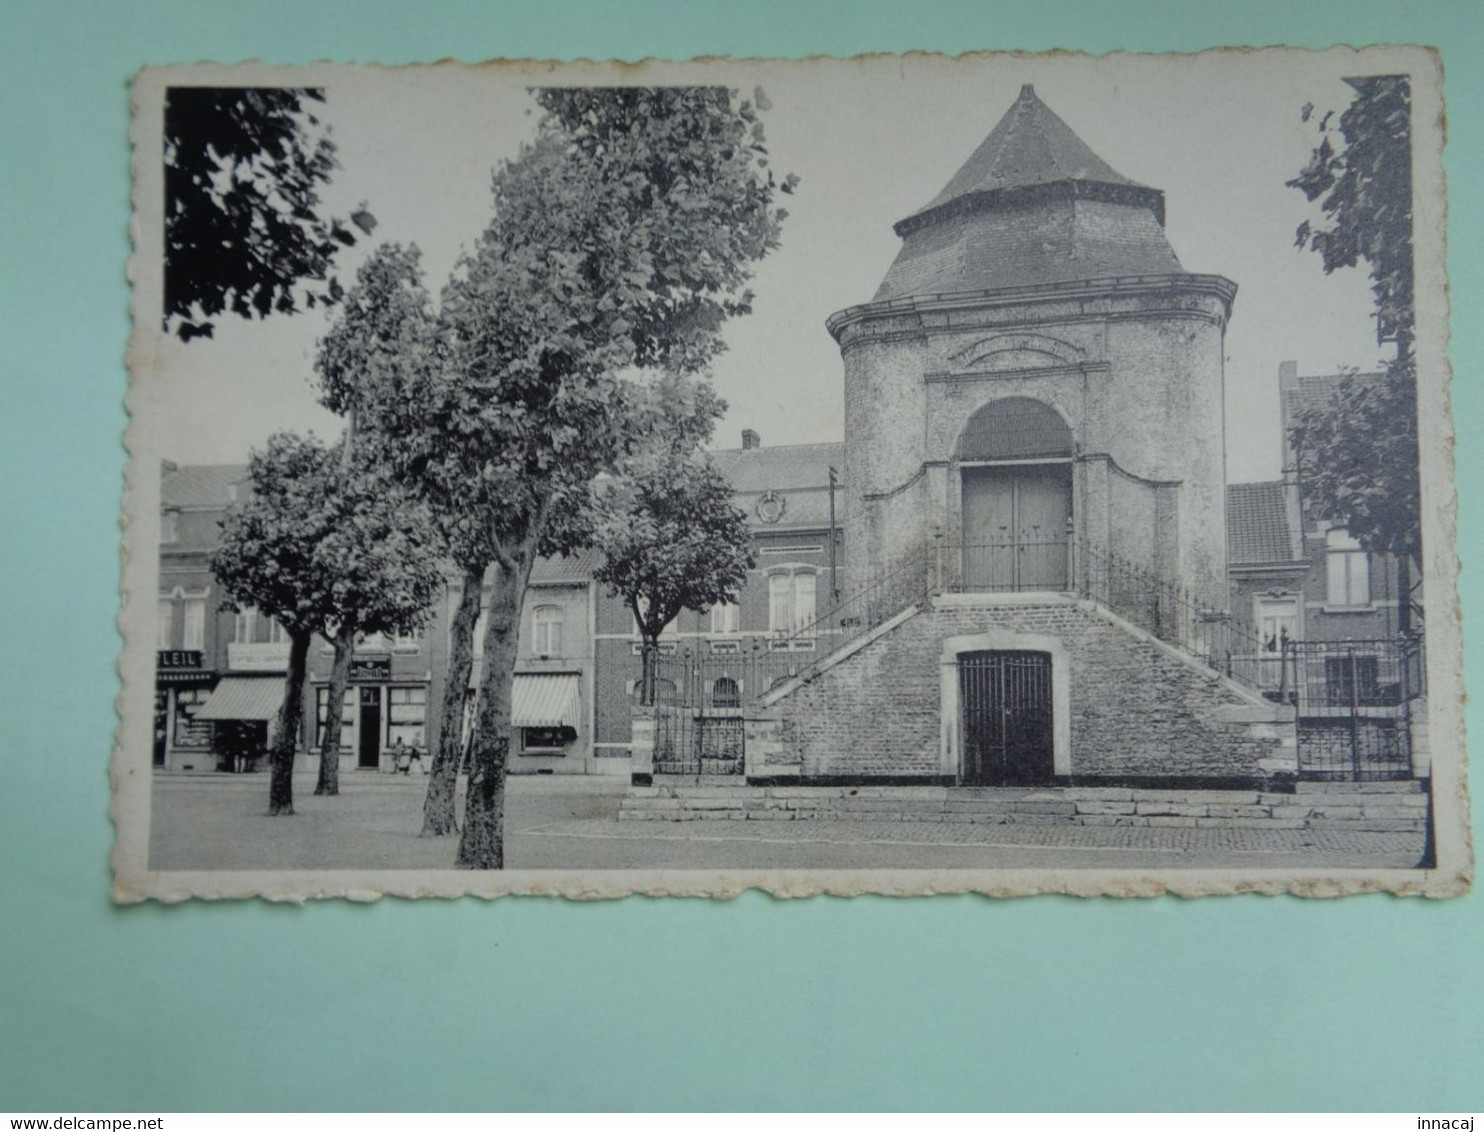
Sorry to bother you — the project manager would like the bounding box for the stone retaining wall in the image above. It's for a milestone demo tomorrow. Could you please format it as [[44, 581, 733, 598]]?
[[618, 781, 1427, 833], [755, 596, 1294, 783]]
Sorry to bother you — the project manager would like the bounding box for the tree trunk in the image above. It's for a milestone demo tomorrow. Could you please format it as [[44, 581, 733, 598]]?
[[268, 631, 312, 816], [315, 622, 356, 796], [422, 565, 485, 837], [640, 635, 658, 706], [456, 548, 533, 868]]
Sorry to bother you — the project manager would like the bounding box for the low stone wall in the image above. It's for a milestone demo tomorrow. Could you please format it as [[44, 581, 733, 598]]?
[[618, 781, 1427, 833]]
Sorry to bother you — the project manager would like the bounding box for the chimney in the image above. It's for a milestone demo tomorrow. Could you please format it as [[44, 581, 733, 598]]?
[[741, 428, 761, 450], [1278, 360, 1298, 383]]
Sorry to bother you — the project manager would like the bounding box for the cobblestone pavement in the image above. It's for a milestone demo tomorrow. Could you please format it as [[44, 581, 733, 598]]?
[[147, 773, 1426, 872]]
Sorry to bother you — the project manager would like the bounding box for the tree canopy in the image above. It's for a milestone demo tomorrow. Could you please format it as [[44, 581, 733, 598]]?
[[387, 85, 793, 866], [1290, 75, 1413, 354], [594, 448, 755, 704], [1287, 74, 1421, 580], [163, 86, 375, 341], [211, 432, 443, 812]]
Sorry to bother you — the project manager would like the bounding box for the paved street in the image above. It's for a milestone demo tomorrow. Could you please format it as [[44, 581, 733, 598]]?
[[147, 773, 1428, 872]]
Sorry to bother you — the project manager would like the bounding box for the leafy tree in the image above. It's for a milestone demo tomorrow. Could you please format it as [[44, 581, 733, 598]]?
[[594, 449, 755, 706], [164, 86, 375, 341], [1291, 76, 1413, 355], [211, 434, 442, 813], [1288, 74, 1420, 628], [313, 241, 458, 816], [396, 86, 793, 865], [1287, 363, 1420, 564]]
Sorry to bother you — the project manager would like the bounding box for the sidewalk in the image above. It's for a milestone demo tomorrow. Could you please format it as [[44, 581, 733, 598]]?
[[146, 774, 1426, 873]]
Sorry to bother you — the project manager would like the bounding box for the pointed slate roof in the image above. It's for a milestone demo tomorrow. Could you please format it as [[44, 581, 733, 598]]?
[[873, 85, 1184, 301], [902, 84, 1150, 231]]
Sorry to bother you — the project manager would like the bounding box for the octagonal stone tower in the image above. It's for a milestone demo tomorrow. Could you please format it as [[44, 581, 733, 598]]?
[[828, 85, 1237, 606]]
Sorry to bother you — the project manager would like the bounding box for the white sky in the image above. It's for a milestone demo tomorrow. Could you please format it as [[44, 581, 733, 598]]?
[[146, 53, 1392, 484]]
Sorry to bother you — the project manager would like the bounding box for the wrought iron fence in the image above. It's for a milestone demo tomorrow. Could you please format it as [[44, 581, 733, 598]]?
[[1289, 637, 1423, 781], [648, 647, 803, 776], [639, 530, 1425, 780]]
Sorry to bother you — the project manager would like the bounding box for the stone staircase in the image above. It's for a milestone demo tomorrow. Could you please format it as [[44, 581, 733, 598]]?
[[619, 780, 1428, 833]]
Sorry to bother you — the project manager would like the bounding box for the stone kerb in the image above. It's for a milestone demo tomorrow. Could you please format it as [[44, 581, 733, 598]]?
[[617, 782, 1429, 834]]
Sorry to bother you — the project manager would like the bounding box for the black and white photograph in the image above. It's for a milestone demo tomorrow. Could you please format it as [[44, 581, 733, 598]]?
[[115, 49, 1467, 899]]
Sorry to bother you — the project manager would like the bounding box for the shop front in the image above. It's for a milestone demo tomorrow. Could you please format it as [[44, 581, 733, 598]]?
[[155, 650, 218, 771], [192, 673, 284, 771], [311, 655, 432, 774]]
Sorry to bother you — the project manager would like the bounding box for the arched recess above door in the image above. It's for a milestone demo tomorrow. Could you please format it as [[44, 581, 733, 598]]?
[[956, 397, 1074, 462]]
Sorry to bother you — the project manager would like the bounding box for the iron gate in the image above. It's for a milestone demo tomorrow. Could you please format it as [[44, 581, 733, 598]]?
[[960, 650, 1055, 786], [1290, 638, 1422, 782]]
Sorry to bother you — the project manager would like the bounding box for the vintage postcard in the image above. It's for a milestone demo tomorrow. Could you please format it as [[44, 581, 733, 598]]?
[[115, 48, 1469, 901]]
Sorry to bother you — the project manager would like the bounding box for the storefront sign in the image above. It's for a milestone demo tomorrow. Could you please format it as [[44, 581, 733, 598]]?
[[157, 649, 202, 669], [349, 656, 391, 682]]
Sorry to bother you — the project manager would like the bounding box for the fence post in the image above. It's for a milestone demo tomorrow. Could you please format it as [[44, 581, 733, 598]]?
[[1066, 517, 1077, 593], [1348, 648, 1362, 782]]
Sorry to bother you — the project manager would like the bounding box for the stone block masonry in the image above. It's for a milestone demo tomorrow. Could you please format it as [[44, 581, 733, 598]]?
[[760, 596, 1294, 784], [619, 781, 1427, 836]]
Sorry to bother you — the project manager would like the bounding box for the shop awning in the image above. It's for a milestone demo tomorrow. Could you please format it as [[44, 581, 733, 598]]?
[[195, 676, 285, 721], [511, 674, 581, 729]]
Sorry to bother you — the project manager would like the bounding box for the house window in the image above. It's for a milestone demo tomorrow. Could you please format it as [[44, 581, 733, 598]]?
[[521, 726, 574, 753], [629, 678, 678, 705], [387, 686, 428, 748], [314, 687, 356, 750], [1325, 529, 1370, 606], [532, 605, 562, 656], [769, 570, 817, 634], [160, 510, 178, 544], [1255, 596, 1298, 654], [234, 606, 287, 644], [157, 599, 174, 649], [182, 598, 206, 651], [392, 628, 423, 650], [1325, 655, 1381, 706], [710, 600, 740, 635], [712, 677, 741, 707], [631, 599, 677, 638], [1252, 595, 1298, 690], [173, 687, 213, 749]]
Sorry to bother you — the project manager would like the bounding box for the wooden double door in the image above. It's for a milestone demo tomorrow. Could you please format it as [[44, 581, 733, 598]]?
[[961, 464, 1072, 592]]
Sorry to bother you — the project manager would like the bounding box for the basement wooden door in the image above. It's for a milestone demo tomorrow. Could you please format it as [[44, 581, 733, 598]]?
[[961, 465, 1072, 591], [959, 651, 1054, 786]]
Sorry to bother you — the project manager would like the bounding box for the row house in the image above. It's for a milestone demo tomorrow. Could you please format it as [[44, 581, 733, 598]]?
[[1227, 361, 1424, 779], [153, 431, 842, 778]]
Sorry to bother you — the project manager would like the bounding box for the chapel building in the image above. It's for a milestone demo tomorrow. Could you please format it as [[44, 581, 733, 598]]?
[[737, 85, 1297, 788]]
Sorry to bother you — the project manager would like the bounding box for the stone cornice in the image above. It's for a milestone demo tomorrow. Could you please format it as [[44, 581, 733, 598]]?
[[827, 273, 1238, 344], [924, 361, 1111, 384]]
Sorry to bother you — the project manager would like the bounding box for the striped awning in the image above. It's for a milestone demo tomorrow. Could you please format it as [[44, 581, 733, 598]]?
[[511, 674, 581, 729], [195, 676, 285, 721]]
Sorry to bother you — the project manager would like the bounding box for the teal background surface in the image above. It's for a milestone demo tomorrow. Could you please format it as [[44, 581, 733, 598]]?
[[1, 0, 1479, 1112]]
